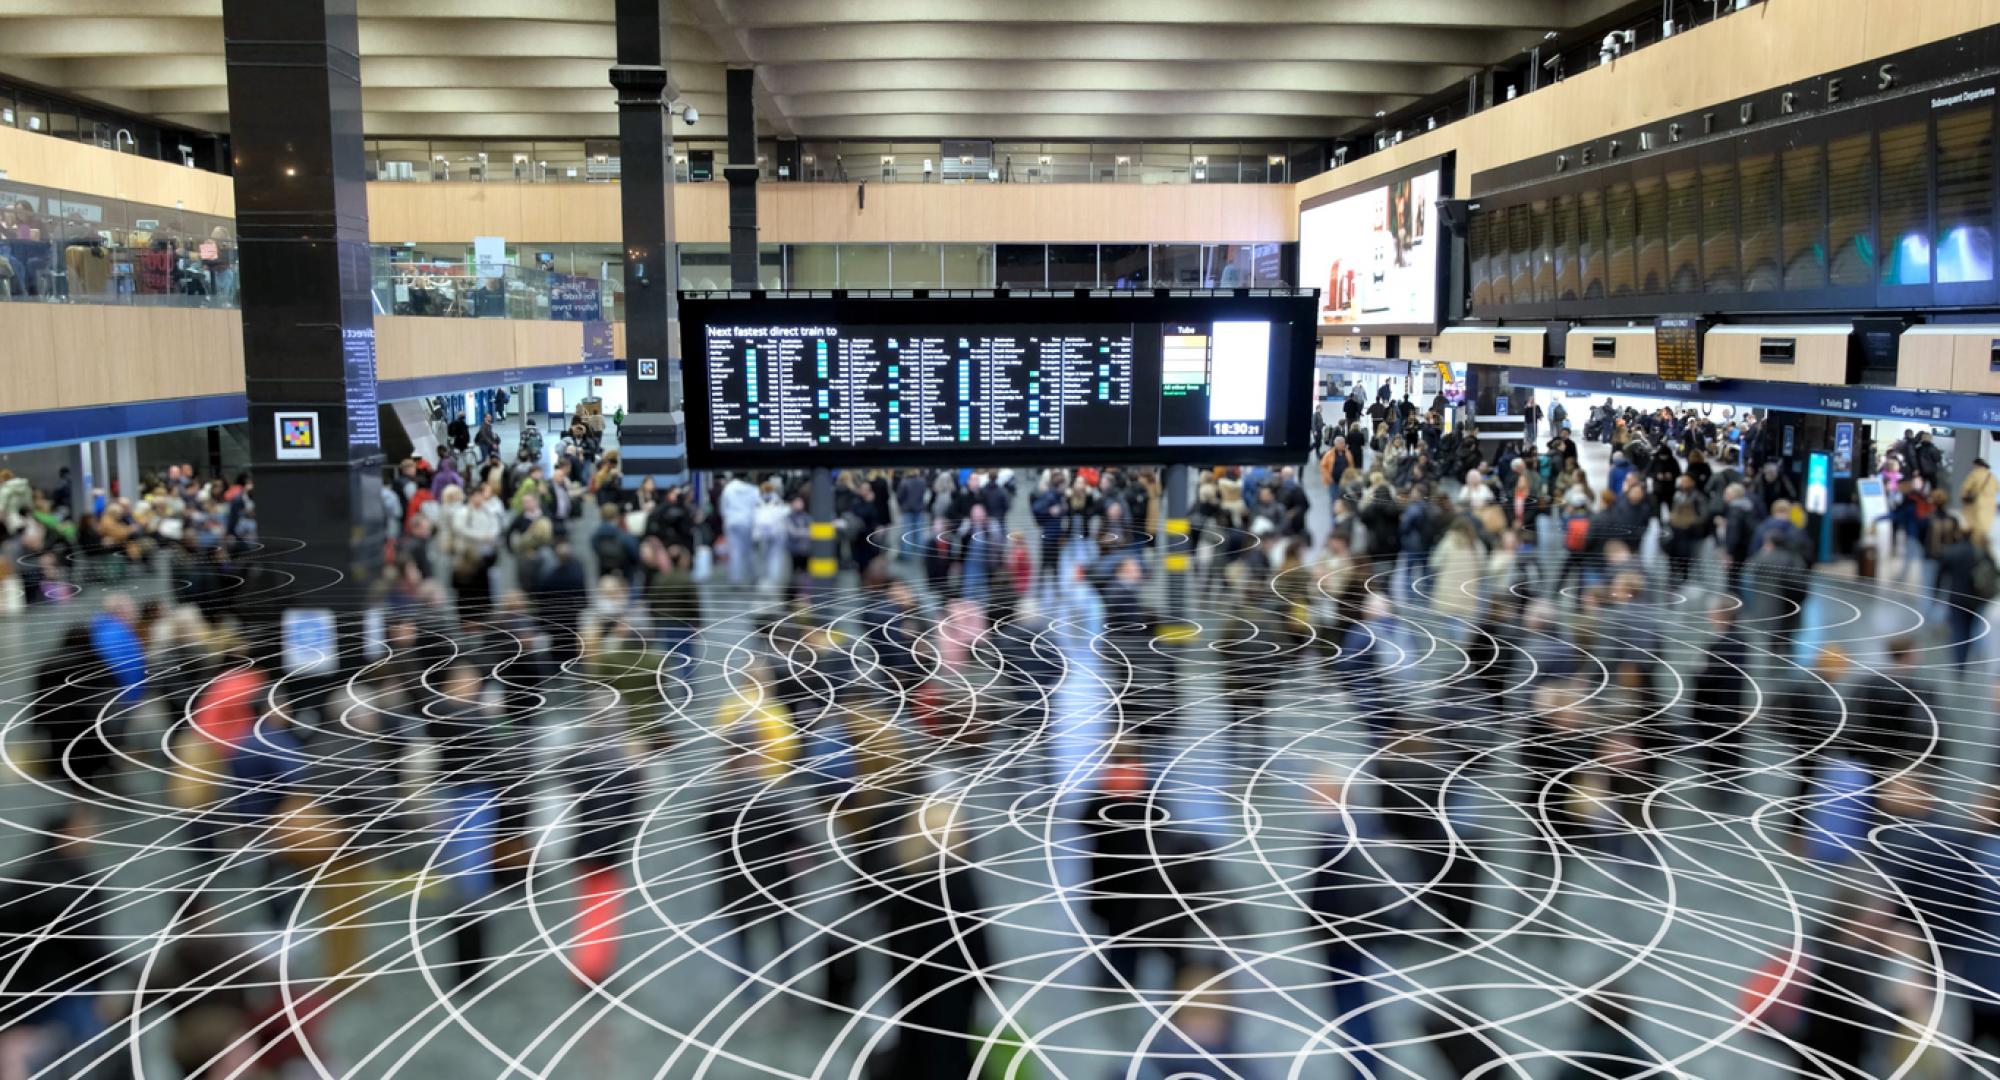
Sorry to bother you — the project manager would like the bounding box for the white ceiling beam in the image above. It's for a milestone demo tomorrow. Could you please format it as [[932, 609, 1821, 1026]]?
[[0, 18, 219, 57], [355, 111, 744, 139], [0, 58, 69, 87], [357, 56, 726, 91], [759, 59, 1458, 97], [0, 1, 216, 15], [743, 24, 1508, 66], [15, 55, 225, 90], [727, 0, 1566, 29], [354, 0, 702, 20], [679, 0, 795, 137], [131, 85, 732, 117], [774, 89, 1401, 120], [787, 114, 1350, 140]]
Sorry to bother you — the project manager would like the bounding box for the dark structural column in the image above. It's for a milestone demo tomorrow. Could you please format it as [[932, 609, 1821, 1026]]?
[[611, 0, 688, 489], [725, 67, 759, 290], [222, 0, 384, 579]]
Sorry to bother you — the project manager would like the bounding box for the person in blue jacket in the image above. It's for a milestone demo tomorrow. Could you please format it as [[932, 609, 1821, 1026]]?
[[87, 593, 147, 708]]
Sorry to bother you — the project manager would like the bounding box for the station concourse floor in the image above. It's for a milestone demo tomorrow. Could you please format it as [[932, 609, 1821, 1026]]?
[[2, 438, 1997, 1080]]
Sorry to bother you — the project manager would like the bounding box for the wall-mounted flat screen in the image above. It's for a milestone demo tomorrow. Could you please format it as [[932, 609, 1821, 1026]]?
[[1297, 156, 1450, 333], [678, 292, 1318, 468]]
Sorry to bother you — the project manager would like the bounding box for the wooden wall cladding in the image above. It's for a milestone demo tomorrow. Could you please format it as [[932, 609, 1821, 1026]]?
[[371, 315, 584, 383], [1434, 327, 1548, 367], [1703, 326, 1851, 385], [0, 305, 245, 413], [0, 126, 236, 218], [365, 181, 1295, 244], [1899, 326, 2000, 394], [1564, 328, 1658, 375]]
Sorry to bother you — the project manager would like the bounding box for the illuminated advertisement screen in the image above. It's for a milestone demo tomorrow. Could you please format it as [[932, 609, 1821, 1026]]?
[[1299, 159, 1448, 332]]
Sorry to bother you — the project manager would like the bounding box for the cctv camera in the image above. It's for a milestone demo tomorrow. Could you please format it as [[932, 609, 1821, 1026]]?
[[681, 104, 699, 126]]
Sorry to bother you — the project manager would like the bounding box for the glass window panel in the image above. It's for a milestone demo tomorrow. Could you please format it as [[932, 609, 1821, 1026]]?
[[1247, 144, 1286, 184], [787, 244, 837, 288], [1141, 143, 1192, 184], [941, 244, 994, 287], [1606, 183, 1636, 298], [485, 141, 536, 181], [1532, 199, 1556, 304], [838, 142, 889, 183], [532, 142, 588, 182], [994, 143, 1038, 184], [997, 244, 1046, 288], [1193, 144, 1238, 184], [678, 244, 728, 291], [1578, 189, 1606, 300], [373, 139, 429, 182], [1101, 244, 1149, 288], [16, 98, 47, 135], [1554, 194, 1580, 301], [1048, 245, 1099, 288], [839, 243, 890, 288], [759, 244, 783, 290], [1739, 153, 1780, 291], [1251, 242, 1292, 287], [1508, 204, 1533, 303], [1210, 244, 1253, 288], [1468, 210, 1493, 310], [1700, 161, 1738, 294], [890, 243, 942, 288], [1634, 176, 1666, 295], [1153, 244, 1203, 287], [1936, 107, 1994, 284], [798, 142, 836, 182], [1665, 167, 1701, 294], [1780, 144, 1827, 290], [430, 140, 488, 181], [1097, 144, 1141, 183], [1827, 133, 1874, 287]]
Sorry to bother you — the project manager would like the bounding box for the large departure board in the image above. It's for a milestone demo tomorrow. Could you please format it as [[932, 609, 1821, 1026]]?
[[679, 292, 1317, 467]]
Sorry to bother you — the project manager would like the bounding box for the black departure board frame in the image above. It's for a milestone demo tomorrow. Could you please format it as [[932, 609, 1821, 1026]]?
[[678, 290, 1320, 469], [1654, 315, 1706, 381], [1463, 41, 2000, 322]]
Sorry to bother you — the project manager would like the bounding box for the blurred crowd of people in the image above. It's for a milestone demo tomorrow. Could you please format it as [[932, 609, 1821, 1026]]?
[[3, 385, 2000, 1077]]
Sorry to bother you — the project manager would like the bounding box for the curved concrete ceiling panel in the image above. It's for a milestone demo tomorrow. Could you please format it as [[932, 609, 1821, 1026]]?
[[0, 0, 1577, 142]]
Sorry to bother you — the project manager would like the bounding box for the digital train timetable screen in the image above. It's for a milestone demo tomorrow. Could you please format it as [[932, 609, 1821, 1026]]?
[[679, 293, 1317, 467]]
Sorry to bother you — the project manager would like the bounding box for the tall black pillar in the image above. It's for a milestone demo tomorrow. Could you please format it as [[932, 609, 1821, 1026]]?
[[611, 0, 688, 488], [222, 0, 383, 579], [725, 68, 759, 290]]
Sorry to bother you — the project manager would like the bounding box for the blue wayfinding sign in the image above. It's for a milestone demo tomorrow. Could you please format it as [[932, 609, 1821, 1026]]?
[[1503, 366, 2000, 427]]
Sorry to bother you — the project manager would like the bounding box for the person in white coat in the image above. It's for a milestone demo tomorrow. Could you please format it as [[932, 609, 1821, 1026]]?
[[719, 474, 762, 586], [752, 483, 791, 589]]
